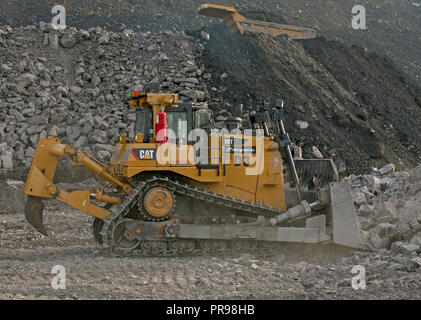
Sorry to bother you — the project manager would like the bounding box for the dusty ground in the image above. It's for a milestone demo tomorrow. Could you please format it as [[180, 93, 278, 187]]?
[[1, 193, 420, 300]]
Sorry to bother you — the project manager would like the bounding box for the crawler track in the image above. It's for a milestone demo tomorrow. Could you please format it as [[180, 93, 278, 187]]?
[[97, 176, 294, 257]]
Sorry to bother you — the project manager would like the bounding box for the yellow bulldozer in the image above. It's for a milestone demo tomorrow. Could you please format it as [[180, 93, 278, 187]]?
[[23, 86, 365, 256]]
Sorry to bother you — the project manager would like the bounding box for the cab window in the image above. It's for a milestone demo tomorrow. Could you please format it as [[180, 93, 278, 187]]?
[[135, 108, 152, 141], [167, 111, 188, 143], [195, 110, 209, 130]]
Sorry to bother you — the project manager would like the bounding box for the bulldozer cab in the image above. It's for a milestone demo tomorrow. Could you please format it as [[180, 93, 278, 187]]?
[[134, 100, 212, 144]]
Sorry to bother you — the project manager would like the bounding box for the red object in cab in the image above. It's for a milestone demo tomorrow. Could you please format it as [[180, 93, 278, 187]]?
[[155, 110, 168, 143]]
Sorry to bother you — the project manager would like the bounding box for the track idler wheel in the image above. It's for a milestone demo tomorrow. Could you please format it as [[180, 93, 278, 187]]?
[[24, 196, 47, 236], [112, 219, 141, 249]]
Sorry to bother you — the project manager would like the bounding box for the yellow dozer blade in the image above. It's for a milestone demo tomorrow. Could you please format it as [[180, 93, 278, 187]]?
[[198, 3, 316, 39]]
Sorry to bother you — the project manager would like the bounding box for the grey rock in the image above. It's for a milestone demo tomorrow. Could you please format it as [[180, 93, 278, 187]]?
[[146, 45, 156, 52], [0, 143, 14, 169], [1, 64, 12, 73], [91, 74, 101, 87], [49, 33, 59, 50], [179, 90, 196, 101], [365, 175, 381, 194], [50, 112, 68, 124], [25, 147, 35, 158], [200, 31, 210, 41], [196, 90, 205, 102], [409, 182, 421, 196], [17, 60, 27, 73], [33, 62, 45, 75], [92, 130, 108, 144], [11, 109, 25, 122], [60, 34, 76, 48], [405, 257, 421, 272], [17, 73, 37, 88], [335, 160, 347, 174], [39, 21, 51, 33], [291, 144, 303, 160], [295, 120, 309, 129], [379, 176, 390, 191], [14, 145, 25, 161], [98, 33, 110, 45], [40, 80, 51, 88], [93, 144, 115, 153], [411, 165, 421, 182], [352, 188, 367, 205], [410, 234, 421, 246], [311, 146, 324, 159], [379, 164, 395, 175], [57, 86, 68, 96], [70, 86, 82, 95], [391, 241, 420, 255], [26, 115, 48, 125], [358, 204, 374, 217], [105, 94, 113, 102], [367, 222, 395, 250], [184, 78, 199, 84], [66, 125, 82, 141], [74, 135, 88, 149], [97, 150, 111, 161], [48, 125, 59, 136]]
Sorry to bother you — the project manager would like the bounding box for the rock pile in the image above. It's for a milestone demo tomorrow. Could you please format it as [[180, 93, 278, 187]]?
[[196, 24, 421, 174], [1, 22, 420, 180], [0, 23, 210, 174], [346, 164, 421, 254]]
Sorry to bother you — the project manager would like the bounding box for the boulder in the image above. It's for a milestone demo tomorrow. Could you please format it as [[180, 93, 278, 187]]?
[[391, 241, 420, 255], [358, 204, 374, 217], [16, 73, 37, 88], [60, 34, 76, 48], [379, 164, 395, 175], [49, 33, 59, 50]]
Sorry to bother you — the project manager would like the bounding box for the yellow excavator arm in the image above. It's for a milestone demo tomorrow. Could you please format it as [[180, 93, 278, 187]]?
[[198, 3, 316, 40], [24, 136, 131, 235]]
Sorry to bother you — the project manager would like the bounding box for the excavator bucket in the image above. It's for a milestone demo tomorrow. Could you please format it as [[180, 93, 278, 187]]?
[[24, 196, 47, 236]]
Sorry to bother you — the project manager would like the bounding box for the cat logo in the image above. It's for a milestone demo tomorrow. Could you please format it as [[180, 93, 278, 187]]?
[[131, 148, 156, 161]]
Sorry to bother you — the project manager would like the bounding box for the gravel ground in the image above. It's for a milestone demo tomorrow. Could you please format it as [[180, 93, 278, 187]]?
[[1, 201, 420, 300]]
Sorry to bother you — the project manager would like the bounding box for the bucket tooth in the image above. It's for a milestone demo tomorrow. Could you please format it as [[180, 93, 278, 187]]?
[[24, 196, 47, 236]]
